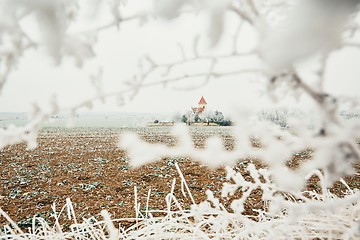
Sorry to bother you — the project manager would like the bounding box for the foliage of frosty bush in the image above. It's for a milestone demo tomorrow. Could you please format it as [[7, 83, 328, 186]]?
[[1, 0, 360, 239]]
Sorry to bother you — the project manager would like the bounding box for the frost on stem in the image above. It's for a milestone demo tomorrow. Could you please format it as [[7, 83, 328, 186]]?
[[1, 0, 360, 238], [118, 1, 360, 234]]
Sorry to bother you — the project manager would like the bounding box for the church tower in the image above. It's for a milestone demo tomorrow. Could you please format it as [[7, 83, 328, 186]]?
[[198, 96, 207, 111]]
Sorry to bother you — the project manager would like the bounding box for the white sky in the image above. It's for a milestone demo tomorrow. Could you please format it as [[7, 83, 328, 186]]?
[[0, 1, 359, 116]]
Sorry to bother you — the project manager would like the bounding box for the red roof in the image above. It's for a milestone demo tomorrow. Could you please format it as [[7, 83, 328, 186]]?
[[191, 107, 205, 113], [198, 96, 207, 105]]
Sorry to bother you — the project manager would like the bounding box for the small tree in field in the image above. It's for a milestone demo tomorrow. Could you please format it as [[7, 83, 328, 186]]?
[[181, 114, 187, 124], [0, 0, 360, 239]]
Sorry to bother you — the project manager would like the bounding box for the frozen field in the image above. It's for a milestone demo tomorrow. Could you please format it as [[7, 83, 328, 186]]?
[[0, 112, 177, 128], [1, 125, 359, 232]]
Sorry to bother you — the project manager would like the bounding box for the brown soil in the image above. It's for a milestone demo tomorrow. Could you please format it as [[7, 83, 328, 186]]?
[[0, 127, 359, 229]]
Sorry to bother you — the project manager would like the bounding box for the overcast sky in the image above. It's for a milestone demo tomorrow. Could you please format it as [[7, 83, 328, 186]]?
[[0, 1, 359, 116]]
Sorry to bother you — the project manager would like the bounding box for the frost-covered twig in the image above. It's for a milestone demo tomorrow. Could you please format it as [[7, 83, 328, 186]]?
[[1, 1, 360, 239]]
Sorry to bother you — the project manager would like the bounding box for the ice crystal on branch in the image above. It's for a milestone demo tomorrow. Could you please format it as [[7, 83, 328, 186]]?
[[0, 0, 360, 239]]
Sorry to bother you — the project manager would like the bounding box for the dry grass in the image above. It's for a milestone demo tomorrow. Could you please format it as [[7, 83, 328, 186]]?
[[0, 126, 359, 238]]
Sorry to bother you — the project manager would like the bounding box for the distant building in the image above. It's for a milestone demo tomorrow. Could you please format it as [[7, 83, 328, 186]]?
[[183, 96, 231, 126], [192, 96, 207, 114]]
